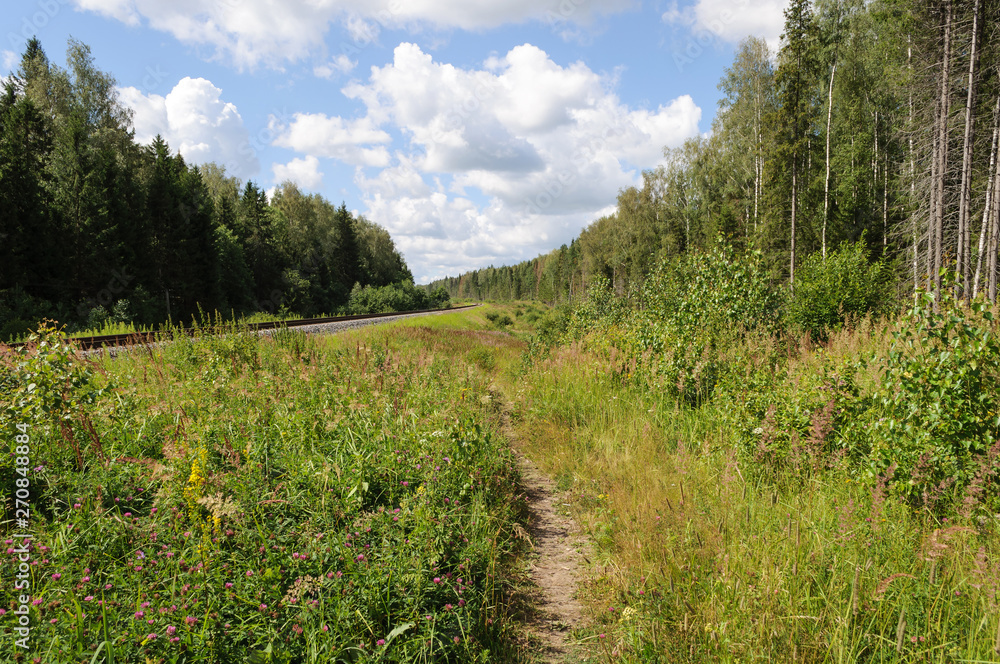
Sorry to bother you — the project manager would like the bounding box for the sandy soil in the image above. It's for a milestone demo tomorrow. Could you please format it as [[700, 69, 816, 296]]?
[[517, 455, 591, 663]]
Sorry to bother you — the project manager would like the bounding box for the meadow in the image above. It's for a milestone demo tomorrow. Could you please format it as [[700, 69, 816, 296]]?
[[0, 313, 527, 663], [488, 259, 1000, 662], [3, 283, 1000, 663]]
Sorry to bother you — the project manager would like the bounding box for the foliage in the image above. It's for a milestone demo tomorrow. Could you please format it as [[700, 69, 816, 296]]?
[[862, 278, 1000, 509], [0, 39, 417, 341], [786, 238, 896, 340], [484, 312, 513, 330], [512, 303, 1000, 662], [0, 319, 526, 662], [347, 281, 435, 315]]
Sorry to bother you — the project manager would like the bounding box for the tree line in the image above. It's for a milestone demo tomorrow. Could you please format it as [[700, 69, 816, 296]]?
[[431, 0, 1000, 307], [0, 38, 426, 340]]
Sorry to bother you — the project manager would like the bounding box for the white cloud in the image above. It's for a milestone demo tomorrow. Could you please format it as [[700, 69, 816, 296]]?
[[314, 54, 357, 79], [74, 0, 140, 26], [71, 0, 632, 69], [118, 76, 259, 178], [272, 155, 324, 190], [271, 113, 391, 167], [297, 42, 700, 281], [2, 50, 18, 73], [663, 0, 789, 51]]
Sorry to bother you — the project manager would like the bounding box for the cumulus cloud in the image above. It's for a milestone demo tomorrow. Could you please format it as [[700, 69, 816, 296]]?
[[272, 155, 324, 190], [271, 113, 391, 167], [2, 49, 18, 73], [118, 76, 259, 178], [290, 42, 699, 281], [71, 0, 632, 69], [662, 0, 789, 51], [314, 54, 357, 79]]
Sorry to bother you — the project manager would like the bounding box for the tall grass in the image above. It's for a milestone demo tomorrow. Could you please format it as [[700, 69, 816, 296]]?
[[502, 319, 1000, 662], [0, 317, 531, 663]]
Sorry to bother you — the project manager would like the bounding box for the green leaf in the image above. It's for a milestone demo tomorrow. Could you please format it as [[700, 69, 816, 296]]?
[[384, 621, 414, 645]]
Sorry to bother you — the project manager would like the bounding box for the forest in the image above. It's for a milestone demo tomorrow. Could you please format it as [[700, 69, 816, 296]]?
[[0, 38, 444, 341], [432, 0, 1000, 313]]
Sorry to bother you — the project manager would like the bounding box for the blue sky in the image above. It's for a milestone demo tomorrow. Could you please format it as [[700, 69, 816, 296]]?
[[3, 0, 789, 283]]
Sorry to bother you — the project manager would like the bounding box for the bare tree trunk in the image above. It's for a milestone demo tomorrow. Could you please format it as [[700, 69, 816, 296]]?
[[974, 95, 1000, 298], [884, 152, 889, 252], [823, 60, 836, 260], [957, 0, 980, 297], [933, 0, 953, 300], [909, 34, 919, 293], [791, 157, 798, 292], [990, 169, 1000, 302], [874, 110, 880, 243]]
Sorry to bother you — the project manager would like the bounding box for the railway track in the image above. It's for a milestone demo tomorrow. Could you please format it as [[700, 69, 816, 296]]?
[[2, 304, 478, 351]]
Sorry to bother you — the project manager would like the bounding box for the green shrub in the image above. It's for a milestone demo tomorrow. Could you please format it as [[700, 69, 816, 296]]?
[[786, 239, 895, 340], [348, 280, 429, 314], [859, 279, 1000, 510]]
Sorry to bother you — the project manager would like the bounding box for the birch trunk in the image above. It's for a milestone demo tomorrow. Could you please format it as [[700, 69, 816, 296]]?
[[973, 95, 1000, 298], [957, 0, 980, 296], [823, 60, 836, 260], [933, 0, 953, 299]]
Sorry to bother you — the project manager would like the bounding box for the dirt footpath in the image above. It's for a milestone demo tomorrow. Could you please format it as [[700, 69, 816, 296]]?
[[517, 455, 591, 663]]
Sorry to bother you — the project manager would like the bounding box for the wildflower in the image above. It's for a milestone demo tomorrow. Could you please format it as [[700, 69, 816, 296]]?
[[225, 582, 233, 589], [135, 611, 145, 619], [259, 604, 267, 611], [147, 633, 157, 640], [73, 503, 81, 509], [84, 596, 93, 601], [185, 616, 197, 625], [166, 626, 176, 636], [51, 573, 61, 580], [246, 570, 253, 577], [445, 604, 453, 611], [31, 598, 42, 606], [104, 584, 113, 590], [377, 639, 385, 646], [81, 576, 90, 583], [433, 577, 441, 584]]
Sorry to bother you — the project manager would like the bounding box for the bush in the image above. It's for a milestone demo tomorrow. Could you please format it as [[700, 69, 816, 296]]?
[[859, 280, 1000, 510], [426, 285, 451, 309], [786, 239, 895, 340], [641, 240, 782, 337], [348, 281, 429, 314]]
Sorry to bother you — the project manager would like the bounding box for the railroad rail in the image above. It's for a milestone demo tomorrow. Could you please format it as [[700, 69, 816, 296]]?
[[2, 304, 478, 351]]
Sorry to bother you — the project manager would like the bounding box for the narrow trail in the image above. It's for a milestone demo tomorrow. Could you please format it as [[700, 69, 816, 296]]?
[[517, 454, 590, 663]]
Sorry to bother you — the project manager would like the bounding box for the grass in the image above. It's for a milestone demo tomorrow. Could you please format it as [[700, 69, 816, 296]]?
[[0, 314, 530, 663], [498, 317, 1000, 663], [5, 300, 999, 663]]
